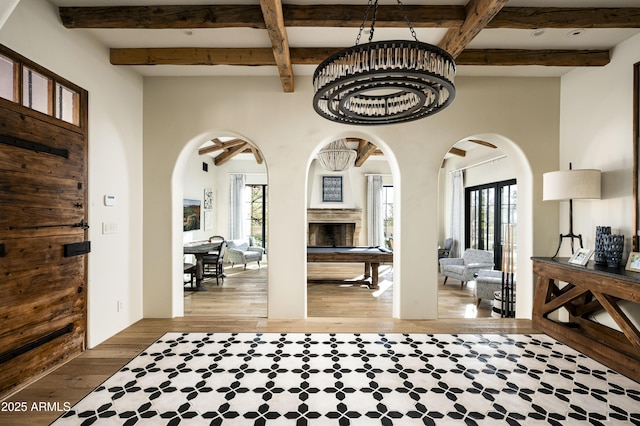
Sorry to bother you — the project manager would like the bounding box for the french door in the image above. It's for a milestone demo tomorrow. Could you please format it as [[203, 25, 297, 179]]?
[[465, 179, 517, 269]]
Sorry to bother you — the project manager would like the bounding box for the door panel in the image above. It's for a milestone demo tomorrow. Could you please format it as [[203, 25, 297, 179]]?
[[0, 70, 87, 397]]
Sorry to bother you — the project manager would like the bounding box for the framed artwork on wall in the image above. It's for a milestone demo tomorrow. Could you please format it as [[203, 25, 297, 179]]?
[[204, 210, 213, 231], [322, 176, 343, 202], [183, 199, 201, 231], [204, 188, 213, 209]]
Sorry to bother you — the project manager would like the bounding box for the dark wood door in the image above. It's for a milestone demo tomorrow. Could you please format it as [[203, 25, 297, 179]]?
[[0, 50, 88, 397]]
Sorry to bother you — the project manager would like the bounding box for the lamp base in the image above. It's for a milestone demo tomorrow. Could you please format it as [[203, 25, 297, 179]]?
[[552, 232, 584, 258]]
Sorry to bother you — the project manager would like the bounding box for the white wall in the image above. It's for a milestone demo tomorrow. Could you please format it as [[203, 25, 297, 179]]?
[[143, 75, 561, 321], [560, 32, 640, 258], [0, 0, 144, 347], [182, 153, 216, 244]]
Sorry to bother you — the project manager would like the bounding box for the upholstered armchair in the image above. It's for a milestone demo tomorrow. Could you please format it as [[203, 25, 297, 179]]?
[[475, 269, 517, 305], [439, 248, 494, 289], [438, 238, 454, 260], [226, 239, 264, 269]]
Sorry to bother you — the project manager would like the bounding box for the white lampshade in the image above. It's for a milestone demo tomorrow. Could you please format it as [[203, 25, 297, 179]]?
[[543, 169, 601, 201]]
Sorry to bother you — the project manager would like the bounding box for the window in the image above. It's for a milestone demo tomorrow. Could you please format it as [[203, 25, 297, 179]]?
[[0, 45, 82, 127], [245, 184, 268, 250], [466, 179, 517, 269], [55, 82, 80, 125], [382, 185, 394, 249], [23, 67, 52, 115], [0, 53, 17, 102]]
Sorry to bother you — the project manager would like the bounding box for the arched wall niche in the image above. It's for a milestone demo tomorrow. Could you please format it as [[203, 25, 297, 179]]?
[[438, 133, 534, 317], [170, 130, 268, 317]]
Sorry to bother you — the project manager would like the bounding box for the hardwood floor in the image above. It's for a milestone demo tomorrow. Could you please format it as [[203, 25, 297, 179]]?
[[185, 262, 495, 319], [1, 262, 534, 425]]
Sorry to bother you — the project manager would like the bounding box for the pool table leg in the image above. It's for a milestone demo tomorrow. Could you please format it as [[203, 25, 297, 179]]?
[[370, 263, 379, 289]]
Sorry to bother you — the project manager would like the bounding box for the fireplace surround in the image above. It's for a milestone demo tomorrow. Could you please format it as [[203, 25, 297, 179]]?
[[307, 208, 362, 246]]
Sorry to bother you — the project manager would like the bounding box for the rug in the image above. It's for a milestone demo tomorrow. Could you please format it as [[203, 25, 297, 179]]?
[[53, 333, 640, 425]]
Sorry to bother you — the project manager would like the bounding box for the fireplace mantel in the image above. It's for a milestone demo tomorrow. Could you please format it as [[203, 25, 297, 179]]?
[[307, 208, 362, 246]]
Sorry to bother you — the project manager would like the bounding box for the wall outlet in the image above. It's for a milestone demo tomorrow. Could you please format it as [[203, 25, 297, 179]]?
[[102, 222, 118, 234], [117, 300, 123, 312]]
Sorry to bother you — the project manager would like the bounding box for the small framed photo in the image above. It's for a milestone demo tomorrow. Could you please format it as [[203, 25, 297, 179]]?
[[626, 252, 640, 272], [568, 248, 593, 266], [322, 176, 343, 202]]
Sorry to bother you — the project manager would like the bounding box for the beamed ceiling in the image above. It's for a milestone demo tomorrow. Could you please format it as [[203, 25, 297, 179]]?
[[53, 0, 640, 165]]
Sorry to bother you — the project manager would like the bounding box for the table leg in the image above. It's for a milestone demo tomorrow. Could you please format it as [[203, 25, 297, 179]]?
[[194, 255, 207, 291], [370, 263, 379, 289], [364, 262, 371, 279]]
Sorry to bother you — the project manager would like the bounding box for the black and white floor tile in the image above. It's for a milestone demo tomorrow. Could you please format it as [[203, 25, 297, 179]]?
[[53, 333, 640, 425]]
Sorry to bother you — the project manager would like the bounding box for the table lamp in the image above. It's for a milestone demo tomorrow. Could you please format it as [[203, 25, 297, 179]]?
[[543, 163, 601, 258]]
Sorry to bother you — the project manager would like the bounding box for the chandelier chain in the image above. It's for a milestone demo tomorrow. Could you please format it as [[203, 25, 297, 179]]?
[[396, 0, 418, 42], [368, 0, 379, 42], [355, 0, 374, 46]]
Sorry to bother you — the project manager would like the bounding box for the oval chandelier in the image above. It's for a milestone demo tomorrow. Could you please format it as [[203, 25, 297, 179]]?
[[312, 0, 456, 126]]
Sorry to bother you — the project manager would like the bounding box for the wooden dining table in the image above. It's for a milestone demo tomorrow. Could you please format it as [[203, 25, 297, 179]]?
[[183, 241, 222, 291]]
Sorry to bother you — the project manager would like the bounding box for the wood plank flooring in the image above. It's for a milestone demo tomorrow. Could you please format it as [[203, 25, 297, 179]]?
[[1, 262, 534, 425], [185, 262, 495, 318]]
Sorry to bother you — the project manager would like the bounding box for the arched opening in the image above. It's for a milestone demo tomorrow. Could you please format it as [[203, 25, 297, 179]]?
[[437, 134, 534, 319], [172, 130, 269, 317], [304, 134, 400, 318]]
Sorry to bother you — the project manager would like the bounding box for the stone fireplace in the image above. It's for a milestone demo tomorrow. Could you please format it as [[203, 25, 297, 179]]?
[[307, 208, 362, 246]]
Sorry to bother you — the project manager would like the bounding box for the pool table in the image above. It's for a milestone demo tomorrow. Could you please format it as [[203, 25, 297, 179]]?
[[307, 246, 393, 289]]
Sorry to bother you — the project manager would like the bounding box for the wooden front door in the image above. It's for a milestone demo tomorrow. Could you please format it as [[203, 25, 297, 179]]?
[[0, 45, 88, 397]]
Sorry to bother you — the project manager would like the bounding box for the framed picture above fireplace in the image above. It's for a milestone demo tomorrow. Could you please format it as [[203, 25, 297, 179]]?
[[322, 176, 343, 202]]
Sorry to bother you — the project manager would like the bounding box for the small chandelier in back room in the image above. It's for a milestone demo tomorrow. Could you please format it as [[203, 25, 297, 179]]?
[[316, 139, 357, 171], [312, 0, 456, 126]]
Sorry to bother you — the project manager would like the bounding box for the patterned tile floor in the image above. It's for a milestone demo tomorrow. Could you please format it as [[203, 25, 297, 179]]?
[[53, 333, 640, 425]]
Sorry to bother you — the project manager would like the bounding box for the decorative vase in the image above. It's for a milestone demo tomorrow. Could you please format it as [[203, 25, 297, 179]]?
[[594, 226, 611, 265], [602, 234, 624, 268]]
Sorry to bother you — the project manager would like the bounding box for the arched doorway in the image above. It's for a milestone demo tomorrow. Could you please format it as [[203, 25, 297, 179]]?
[[173, 131, 269, 317], [305, 136, 398, 318], [437, 134, 534, 319]]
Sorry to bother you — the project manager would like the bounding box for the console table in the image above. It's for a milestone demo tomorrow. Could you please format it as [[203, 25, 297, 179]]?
[[532, 257, 640, 382]]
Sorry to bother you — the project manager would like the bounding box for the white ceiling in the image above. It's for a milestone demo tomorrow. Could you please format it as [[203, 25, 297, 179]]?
[[50, 0, 640, 78]]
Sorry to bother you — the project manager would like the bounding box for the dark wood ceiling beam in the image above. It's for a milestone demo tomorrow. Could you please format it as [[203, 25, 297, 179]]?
[[60, 5, 640, 30], [283, 5, 465, 27], [355, 140, 378, 167], [110, 47, 610, 68], [449, 147, 466, 157], [214, 142, 248, 166], [59, 5, 266, 29], [111, 48, 275, 66], [249, 145, 264, 164], [488, 7, 640, 29], [457, 49, 610, 66], [439, 0, 509, 58], [260, 0, 294, 92], [198, 138, 245, 155], [468, 139, 497, 149]]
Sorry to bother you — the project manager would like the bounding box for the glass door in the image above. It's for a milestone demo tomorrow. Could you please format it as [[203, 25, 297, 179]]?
[[465, 179, 517, 270]]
